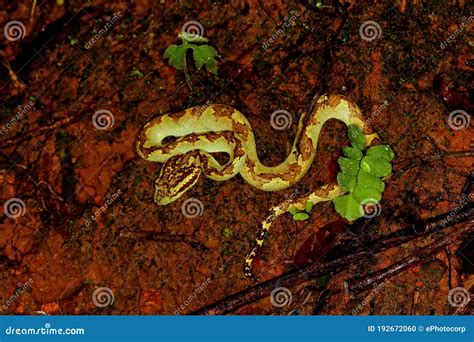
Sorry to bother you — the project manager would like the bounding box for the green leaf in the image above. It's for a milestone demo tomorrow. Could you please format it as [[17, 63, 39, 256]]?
[[343, 146, 363, 160], [337, 172, 357, 192], [204, 58, 218, 75], [333, 194, 363, 221], [222, 227, 233, 238], [304, 201, 314, 213], [130, 69, 144, 78], [360, 156, 392, 177], [163, 44, 188, 70], [366, 145, 395, 161], [357, 169, 385, 192], [348, 124, 365, 151], [289, 207, 298, 215], [293, 212, 310, 221], [334, 133, 394, 221], [338, 157, 359, 175], [192, 45, 218, 74], [352, 185, 382, 204]]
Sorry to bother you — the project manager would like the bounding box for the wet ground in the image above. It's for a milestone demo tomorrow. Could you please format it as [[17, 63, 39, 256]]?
[[0, 0, 472, 315]]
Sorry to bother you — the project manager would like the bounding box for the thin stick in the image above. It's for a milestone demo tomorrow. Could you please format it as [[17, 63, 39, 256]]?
[[30, 0, 37, 22], [191, 204, 473, 315], [0, 115, 76, 149], [346, 222, 473, 293]]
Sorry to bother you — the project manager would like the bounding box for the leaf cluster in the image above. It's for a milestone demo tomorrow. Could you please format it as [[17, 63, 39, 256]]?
[[333, 125, 394, 221], [164, 33, 218, 75]]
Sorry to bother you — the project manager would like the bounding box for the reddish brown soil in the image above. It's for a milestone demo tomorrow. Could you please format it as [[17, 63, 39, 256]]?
[[0, 0, 472, 315]]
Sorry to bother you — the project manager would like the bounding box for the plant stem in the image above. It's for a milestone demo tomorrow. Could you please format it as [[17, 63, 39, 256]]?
[[30, 0, 37, 22], [182, 41, 193, 91], [183, 57, 193, 91]]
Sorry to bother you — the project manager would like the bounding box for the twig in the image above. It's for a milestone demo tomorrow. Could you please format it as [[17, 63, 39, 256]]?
[[30, 0, 37, 22], [345, 222, 473, 293], [2, 62, 26, 91], [0, 115, 76, 149], [445, 247, 453, 290], [192, 204, 473, 315]]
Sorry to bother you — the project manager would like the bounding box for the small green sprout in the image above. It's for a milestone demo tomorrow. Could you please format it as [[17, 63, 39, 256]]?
[[222, 227, 234, 238], [130, 69, 144, 78], [293, 212, 310, 221], [164, 31, 219, 91], [333, 124, 394, 221], [289, 200, 315, 221]]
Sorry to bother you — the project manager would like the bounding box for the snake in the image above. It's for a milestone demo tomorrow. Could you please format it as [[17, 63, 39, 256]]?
[[136, 94, 378, 280]]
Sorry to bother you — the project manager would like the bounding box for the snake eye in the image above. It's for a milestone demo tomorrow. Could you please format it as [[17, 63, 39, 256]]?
[[161, 135, 178, 145]]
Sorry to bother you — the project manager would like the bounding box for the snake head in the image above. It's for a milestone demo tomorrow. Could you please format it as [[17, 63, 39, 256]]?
[[154, 151, 202, 205]]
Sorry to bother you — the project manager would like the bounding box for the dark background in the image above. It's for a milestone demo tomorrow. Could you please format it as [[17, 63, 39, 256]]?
[[0, 0, 472, 315]]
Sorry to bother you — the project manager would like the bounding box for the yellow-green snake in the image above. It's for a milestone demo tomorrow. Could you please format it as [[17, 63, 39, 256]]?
[[136, 95, 378, 280]]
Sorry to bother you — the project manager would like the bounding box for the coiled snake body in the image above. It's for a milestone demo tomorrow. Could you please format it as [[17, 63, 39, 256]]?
[[136, 95, 377, 280]]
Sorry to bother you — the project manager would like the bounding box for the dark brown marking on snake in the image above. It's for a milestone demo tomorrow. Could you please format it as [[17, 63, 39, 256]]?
[[191, 105, 210, 117], [254, 162, 303, 183], [138, 133, 202, 158], [212, 105, 235, 119], [169, 109, 189, 122], [205, 131, 232, 143], [326, 94, 343, 108], [232, 120, 250, 141], [298, 133, 314, 161]]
